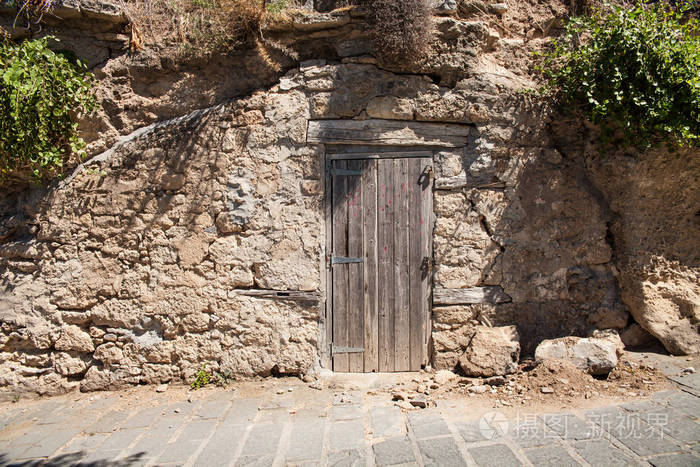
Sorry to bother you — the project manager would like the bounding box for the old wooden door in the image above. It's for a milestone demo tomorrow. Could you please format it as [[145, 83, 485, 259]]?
[[329, 156, 433, 372]]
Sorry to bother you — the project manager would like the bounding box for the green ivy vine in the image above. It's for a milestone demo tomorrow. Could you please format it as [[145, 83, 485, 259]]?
[[0, 36, 97, 184], [540, 1, 699, 148]]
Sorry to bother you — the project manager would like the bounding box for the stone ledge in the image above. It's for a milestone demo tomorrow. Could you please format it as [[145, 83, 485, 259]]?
[[433, 286, 511, 305]]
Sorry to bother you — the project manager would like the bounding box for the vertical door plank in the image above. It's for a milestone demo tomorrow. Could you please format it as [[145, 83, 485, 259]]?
[[363, 159, 379, 372], [393, 159, 410, 371], [408, 158, 425, 371], [347, 159, 365, 372], [420, 158, 433, 367], [377, 159, 395, 372], [332, 160, 349, 372]]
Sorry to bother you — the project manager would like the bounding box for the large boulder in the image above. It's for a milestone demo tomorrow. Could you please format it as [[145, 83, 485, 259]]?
[[535, 331, 623, 375], [459, 325, 520, 377]]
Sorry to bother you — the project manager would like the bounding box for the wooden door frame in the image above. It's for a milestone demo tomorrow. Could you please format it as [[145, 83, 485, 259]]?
[[320, 148, 437, 370]]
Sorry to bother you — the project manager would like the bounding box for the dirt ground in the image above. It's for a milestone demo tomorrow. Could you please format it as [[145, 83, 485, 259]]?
[[1, 351, 697, 420]]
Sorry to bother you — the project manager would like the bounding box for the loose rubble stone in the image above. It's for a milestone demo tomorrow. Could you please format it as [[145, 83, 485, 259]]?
[[535, 331, 623, 375], [460, 326, 520, 377]]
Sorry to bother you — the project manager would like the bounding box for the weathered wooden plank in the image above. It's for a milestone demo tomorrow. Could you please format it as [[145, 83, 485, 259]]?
[[363, 159, 379, 373], [433, 286, 512, 305], [434, 174, 507, 190], [232, 289, 321, 302], [347, 159, 365, 373], [393, 159, 410, 371], [420, 158, 434, 367], [328, 151, 434, 161], [377, 159, 395, 372], [322, 157, 333, 370], [332, 160, 350, 372], [308, 119, 469, 148], [408, 158, 425, 370]]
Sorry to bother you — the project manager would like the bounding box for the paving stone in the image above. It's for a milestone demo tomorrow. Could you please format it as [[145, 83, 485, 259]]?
[[572, 439, 640, 466], [223, 399, 261, 424], [508, 419, 554, 448], [256, 407, 292, 423], [524, 445, 581, 467], [127, 418, 184, 458], [293, 404, 329, 419], [240, 423, 283, 456], [15, 428, 80, 459], [666, 392, 700, 419], [640, 407, 700, 444], [196, 399, 232, 419], [99, 427, 145, 452], [120, 406, 164, 429], [178, 419, 218, 441], [193, 424, 245, 467], [60, 433, 110, 454], [85, 410, 130, 434], [407, 412, 451, 439], [236, 454, 276, 466], [457, 420, 498, 443], [543, 413, 598, 440], [7, 424, 55, 446], [372, 437, 416, 466], [468, 444, 522, 467], [597, 411, 681, 457], [370, 406, 405, 438], [76, 448, 123, 465], [285, 418, 325, 462], [331, 404, 364, 421], [157, 438, 204, 464], [326, 449, 364, 467], [652, 390, 681, 403], [648, 452, 700, 467], [329, 419, 364, 452], [418, 436, 467, 467]]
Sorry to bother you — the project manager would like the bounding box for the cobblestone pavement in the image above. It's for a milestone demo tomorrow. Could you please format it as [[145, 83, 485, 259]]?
[[1, 367, 699, 467]]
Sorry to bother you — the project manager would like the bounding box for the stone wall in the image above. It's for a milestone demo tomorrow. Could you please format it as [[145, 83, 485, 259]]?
[[1, 1, 697, 394], [0, 58, 632, 392]]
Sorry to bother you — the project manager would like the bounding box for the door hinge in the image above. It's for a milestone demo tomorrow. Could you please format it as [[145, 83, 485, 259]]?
[[331, 345, 364, 355], [331, 255, 364, 265], [331, 168, 362, 176]]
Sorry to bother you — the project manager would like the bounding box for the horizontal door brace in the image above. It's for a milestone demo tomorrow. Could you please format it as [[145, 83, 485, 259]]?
[[331, 168, 362, 176], [332, 345, 365, 355], [331, 256, 364, 264]]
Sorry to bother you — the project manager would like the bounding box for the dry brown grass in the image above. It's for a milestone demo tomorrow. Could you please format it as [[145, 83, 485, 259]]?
[[119, 0, 276, 57], [355, 0, 434, 66]]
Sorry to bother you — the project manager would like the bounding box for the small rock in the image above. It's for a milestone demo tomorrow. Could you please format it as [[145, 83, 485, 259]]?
[[417, 384, 427, 393], [287, 388, 294, 392], [540, 386, 554, 394], [156, 383, 168, 393], [276, 389, 285, 395], [433, 369, 458, 385], [392, 393, 406, 401], [430, 383, 439, 390], [681, 367, 696, 374], [460, 326, 520, 377], [557, 378, 569, 385], [309, 381, 323, 390], [174, 408, 181, 413], [469, 385, 488, 394], [410, 395, 427, 408], [484, 376, 506, 386]]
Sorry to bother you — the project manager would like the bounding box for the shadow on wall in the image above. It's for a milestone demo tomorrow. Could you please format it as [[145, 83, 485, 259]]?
[[435, 117, 630, 357]]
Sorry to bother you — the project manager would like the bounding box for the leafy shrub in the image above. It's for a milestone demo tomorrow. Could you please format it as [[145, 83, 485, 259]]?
[[357, 0, 434, 65], [0, 36, 96, 184], [540, 1, 699, 148], [190, 367, 211, 390]]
